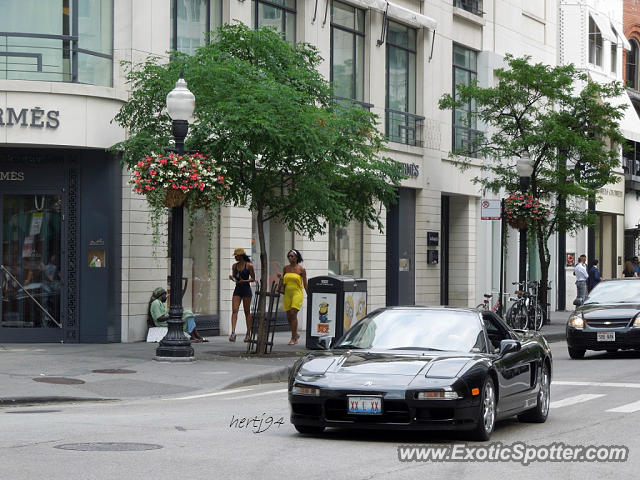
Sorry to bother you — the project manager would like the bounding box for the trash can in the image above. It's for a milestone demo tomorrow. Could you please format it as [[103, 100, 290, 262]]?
[[305, 276, 367, 350]]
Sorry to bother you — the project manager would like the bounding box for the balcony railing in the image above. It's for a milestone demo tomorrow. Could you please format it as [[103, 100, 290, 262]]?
[[453, 0, 484, 16], [333, 96, 374, 111], [385, 109, 424, 147], [453, 125, 482, 158], [0, 31, 112, 86]]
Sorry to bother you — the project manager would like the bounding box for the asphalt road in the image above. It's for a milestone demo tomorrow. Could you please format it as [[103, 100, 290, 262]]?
[[1, 341, 639, 480]]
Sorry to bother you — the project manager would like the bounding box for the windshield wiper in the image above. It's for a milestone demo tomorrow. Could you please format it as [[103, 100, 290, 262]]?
[[388, 347, 444, 351]]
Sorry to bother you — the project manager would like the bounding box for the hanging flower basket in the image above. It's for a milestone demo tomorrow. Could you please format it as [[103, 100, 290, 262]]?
[[165, 189, 187, 207], [504, 192, 551, 230]]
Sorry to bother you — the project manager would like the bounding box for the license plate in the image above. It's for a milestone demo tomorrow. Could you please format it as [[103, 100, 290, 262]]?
[[347, 396, 382, 415], [597, 332, 615, 342]]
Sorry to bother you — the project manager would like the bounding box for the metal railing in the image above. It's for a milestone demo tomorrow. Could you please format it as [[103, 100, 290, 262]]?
[[385, 109, 424, 147], [453, 125, 482, 158], [333, 96, 374, 111], [453, 0, 484, 16]]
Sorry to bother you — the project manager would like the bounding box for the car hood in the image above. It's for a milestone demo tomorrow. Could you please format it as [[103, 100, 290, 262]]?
[[577, 304, 640, 319], [297, 350, 478, 384]]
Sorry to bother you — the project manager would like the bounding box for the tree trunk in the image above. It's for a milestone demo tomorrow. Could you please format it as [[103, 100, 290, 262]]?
[[255, 206, 268, 355], [536, 224, 550, 323]]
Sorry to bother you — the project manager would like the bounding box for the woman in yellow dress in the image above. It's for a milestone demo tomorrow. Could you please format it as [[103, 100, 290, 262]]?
[[279, 249, 308, 345]]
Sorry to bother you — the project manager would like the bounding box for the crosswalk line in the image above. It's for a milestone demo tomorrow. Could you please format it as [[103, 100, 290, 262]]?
[[168, 387, 254, 401], [550, 394, 606, 408], [554, 381, 640, 389], [224, 389, 288, 400], [606, 401, 640, 413]]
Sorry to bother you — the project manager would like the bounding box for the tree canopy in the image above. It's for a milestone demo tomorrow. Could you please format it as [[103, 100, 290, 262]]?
[[439, 55, 626, 308]]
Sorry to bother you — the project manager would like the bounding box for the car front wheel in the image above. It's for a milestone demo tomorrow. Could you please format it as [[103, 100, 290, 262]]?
[[568, 346, 585, 359], [470, 376, 496, 441]]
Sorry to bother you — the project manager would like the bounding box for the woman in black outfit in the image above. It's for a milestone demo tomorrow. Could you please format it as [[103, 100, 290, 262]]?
[[229, 248, 255, 342]]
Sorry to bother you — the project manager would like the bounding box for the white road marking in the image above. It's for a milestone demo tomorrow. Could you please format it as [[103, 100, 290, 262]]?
[[554, 381, 640, 389], [167, 387, 254, 401], [606, 401, 640, 413], [224, 389, 288, 400], [550, 394, 606, 408]]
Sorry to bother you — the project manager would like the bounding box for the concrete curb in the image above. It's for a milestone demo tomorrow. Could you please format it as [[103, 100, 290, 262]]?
[[542, 332, 566, 343], [221, 366, 292, 390], [0, 397, 113, 407]]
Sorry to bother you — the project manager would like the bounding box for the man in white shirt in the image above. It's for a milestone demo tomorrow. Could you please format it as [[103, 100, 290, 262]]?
[[574, 254, 588, 305]]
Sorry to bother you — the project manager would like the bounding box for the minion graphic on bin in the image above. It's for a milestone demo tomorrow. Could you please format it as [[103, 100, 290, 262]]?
[[344, 296, 354, 330], [318, 301, 330, 323]]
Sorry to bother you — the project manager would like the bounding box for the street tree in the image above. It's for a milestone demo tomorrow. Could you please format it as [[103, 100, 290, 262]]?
[[113, 24, 405, 352], [439, 55, 626, 311]]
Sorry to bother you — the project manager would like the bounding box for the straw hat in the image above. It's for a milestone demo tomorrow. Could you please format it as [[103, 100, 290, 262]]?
[[233, 248, 246, 257]]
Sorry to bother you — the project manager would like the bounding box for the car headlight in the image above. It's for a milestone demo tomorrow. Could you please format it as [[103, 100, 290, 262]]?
[[633, 316, 640, 328], [568, 314, 584, 329], [291, 385, 320, 396], [415, 388, 460, 400]]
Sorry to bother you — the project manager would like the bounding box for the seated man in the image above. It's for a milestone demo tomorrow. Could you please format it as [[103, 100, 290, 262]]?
[[148, 287, 207, 342]]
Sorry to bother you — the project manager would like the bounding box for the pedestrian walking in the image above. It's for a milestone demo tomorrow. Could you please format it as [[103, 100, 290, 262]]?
[[587, 259, 601, 292], [229, 248, 255, 342], [574, 254, 588, 306], [278, 249, 308, 345], [622, 261, 638, 278]]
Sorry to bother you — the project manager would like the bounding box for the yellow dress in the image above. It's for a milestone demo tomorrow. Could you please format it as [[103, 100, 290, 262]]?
[[282, 272, 303, 311]]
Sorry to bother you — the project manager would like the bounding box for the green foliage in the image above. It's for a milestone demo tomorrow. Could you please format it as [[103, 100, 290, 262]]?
[[439, 55, 626, 304]]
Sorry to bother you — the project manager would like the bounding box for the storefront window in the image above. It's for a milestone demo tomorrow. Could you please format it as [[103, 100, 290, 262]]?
[[175, 208, 220, 316], [252, 214, 293, 290], [328, 221, 363, 277], [0, 0, 113, 86]]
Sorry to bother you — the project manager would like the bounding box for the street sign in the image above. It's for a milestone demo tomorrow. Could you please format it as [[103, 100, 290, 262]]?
[[481, 199, 501, 220]]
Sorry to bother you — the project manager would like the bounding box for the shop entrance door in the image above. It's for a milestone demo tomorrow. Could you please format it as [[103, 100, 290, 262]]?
[[0, 193, 64, 342]]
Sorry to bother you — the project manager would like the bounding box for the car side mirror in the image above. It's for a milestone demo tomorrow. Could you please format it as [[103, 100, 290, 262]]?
[[499, 339, 521, 356], [318, 336, 331, 351]]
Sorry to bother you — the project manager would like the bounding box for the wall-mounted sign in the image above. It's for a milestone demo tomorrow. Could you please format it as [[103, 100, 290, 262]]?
[[0, 171, 24, 181], [481, 199, 501, 220], [89, 238, 105, 246], [400, 162, 420, 178], [428, 249, 439, 264], [0, 107, 60, 129], [427, 231, 439, 246]]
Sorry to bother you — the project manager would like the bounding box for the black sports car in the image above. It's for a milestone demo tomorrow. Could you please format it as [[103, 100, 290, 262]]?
[[566, 278, 640, 359], [289, 306, 552, 441]]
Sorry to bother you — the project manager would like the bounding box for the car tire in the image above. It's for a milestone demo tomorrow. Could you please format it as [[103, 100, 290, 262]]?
[[469, 376, 496, 441], [294, 424, 325, 435], [568, 346, 585, 359], [518, 363, 550, 423]]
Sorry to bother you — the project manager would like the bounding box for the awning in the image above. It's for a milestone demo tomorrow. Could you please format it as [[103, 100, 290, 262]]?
[[610, 23, 632, 51], [609, 90, 640, 144], [347, 0, 437, 30], [590, 12, 617, 44]]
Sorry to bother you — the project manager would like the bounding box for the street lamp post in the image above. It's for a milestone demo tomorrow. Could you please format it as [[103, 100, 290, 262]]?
[[156, 74, 196, 360], [517, 154, 534, 285]]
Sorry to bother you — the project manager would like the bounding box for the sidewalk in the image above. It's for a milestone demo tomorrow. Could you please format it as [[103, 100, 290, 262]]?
[[0, 313, 569, 407]]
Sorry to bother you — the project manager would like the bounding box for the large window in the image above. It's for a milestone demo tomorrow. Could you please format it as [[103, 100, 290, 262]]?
[[385, 21, 422, 146], [627, 39, 639, 90], [611, 43, 617, 73], [331, 1, 365, 104], [171, 0, 222, 55], [252, 0, 296, 45], [328, 221, 363, 277], [0, 0, 113, 86], [452, 44, 478, 157], [589, 15, 603, 66], [453, 0, 483, 16]]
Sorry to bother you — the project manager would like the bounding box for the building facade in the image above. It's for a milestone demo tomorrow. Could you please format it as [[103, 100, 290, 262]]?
[[1, 0, 558, 343]]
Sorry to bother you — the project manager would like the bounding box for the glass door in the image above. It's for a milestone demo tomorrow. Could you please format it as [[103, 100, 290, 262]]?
[[1, 194, 63, 340]]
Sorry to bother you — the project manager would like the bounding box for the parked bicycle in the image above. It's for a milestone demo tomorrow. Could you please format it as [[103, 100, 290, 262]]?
[[475, 292, 500, 312], [505, 281, 544, 331]]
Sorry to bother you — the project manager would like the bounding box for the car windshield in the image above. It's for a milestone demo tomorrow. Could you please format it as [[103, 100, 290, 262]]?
[[583, 280, 640, 305], [333, 309, 485, 352]]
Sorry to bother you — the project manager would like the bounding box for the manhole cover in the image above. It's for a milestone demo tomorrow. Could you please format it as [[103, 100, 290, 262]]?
[[54, 442, 163, 452], [6, 410, 61, 414], [33, 377, 85, 385], [92, 369, 137, 374]]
